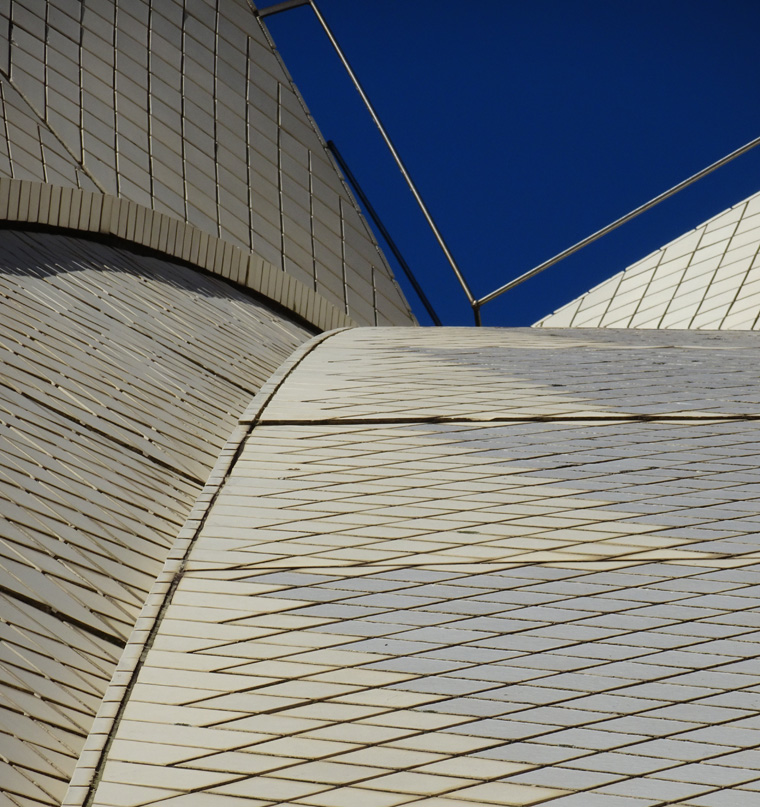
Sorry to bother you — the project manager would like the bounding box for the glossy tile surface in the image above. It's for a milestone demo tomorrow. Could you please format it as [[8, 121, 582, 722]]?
[[85, 328, 760, 807], [0, 229, 311, 806], [0, 1, 418, 799], [537, 191, 760, 330]]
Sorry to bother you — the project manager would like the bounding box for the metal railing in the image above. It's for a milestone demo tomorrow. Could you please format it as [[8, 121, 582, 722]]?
[[256, 0, 475, 323], [256, 0, 760, 326], [327, 141, 442, 325], [475, 134, 760, 310]]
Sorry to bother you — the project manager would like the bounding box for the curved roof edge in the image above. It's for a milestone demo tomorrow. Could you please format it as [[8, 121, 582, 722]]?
[[61, 329, 340, 807], [65, 326, 760, 807], [0, 178, 356, 333]]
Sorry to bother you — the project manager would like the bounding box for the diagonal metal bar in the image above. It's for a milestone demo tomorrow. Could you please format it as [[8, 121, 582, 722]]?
[[328, 141, 442, 325], [256, 0, 310, 17], [258, 0, 475, 306], [476, 134, 760, 307], [307, 0, 475, 306]]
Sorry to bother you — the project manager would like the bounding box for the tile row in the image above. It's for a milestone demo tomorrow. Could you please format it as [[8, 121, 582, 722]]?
[[538, 191, 760, 330], [260, 327, 760, 421], [0, 228, 312, 804], [0, 0, 415, 327]]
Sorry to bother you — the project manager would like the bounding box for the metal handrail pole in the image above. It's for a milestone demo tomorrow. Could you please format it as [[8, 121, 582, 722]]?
[[256, 1, 310, 18], [476, 134, 760, 307], [327, 141, 442, 325], [306, 0, 476, 306]]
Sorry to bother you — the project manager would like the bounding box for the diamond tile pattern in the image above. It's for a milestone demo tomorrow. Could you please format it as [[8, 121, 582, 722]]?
[[0, 0, 413, 326], [86, 327, 760, 807], [0, 228, 311, 805], [185, 419, 760, 570], [536, 190, 760, 330], [260, 326, 760, 420], [0, 592, 122, 807]]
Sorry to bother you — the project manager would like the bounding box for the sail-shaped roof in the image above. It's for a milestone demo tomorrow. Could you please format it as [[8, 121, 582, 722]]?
[[536, 190, 760, 329]]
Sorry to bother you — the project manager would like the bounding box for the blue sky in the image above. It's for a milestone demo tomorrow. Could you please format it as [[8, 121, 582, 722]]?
[[261, 0, 760, 326]]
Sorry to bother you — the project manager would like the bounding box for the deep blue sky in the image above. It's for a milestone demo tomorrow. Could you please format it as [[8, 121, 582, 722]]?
[[261, 0, 760, 326]]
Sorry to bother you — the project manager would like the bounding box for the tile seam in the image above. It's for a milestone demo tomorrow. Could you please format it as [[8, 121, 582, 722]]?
[[0, 178, 356, 332], [0, 64, 107, 194], [4, 383, 206, 487], [256, 414, 760, 426], [0, 582, 125, 648], [61, 328, 347, 807]]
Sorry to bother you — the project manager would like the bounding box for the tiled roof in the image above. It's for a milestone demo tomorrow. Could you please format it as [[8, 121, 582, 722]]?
[[74, 327, 760, 807], [536, 190, 760, 329], [0, 229, 312, 805], [0, 0, 414, 326]]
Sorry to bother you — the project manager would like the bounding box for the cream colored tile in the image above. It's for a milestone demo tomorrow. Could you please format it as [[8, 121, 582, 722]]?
[[297, 786, 417, 807], [333, 747, 444, 769], [271, 759, 385, 784], [448, 781, 570, 805], [417, 758, 530, 779], [361, 771, 470, 795]]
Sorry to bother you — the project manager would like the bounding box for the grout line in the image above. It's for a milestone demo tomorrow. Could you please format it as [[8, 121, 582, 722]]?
[[257, 413, 760, 426], [116, 557, 760, 805], [62, 329, 346, 807], [0, 582, 125, 648], [8, 384, 205, 487]]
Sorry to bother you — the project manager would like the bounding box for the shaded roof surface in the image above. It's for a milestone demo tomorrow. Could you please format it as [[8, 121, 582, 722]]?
[[79, 327, 760, 807], [0, 0, 414, 326], [0, 229, 312, 806]]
